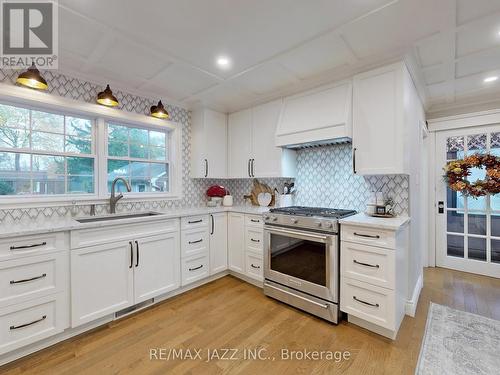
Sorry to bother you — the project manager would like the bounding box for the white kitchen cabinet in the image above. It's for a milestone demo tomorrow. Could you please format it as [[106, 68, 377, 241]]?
[[352, 62, 417, 175], [134, 233, 180, 304], [228, 101, 296, 178], [71, 241, 134, 327], [228, 212, 245, 273], [191, 108, 227, 178], [209, 213, 228, 275]]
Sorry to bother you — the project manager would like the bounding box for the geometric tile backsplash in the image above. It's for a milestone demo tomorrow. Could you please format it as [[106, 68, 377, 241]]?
[[0, 68, 409, 222]]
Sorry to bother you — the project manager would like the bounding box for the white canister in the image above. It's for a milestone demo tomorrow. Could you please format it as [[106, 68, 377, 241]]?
[[222, 195, 233, 207], [376, 192, 385, 206], [276, 194, 293, 208]]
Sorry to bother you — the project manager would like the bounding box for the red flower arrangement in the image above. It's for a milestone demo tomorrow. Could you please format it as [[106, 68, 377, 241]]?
[[444, 153, 500, 197]]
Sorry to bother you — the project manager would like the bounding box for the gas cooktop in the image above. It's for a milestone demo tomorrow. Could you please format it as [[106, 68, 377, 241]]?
[[269, 206, 357, 219]]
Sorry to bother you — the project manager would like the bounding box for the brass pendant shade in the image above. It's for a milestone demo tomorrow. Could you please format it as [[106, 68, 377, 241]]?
[[97, 84, 119, 107], [16, 63, 48, 90], [150, 100, 169, 119]]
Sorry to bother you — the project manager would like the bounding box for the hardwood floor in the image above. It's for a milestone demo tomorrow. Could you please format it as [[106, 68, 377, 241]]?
[[2, 267, 500, 375]]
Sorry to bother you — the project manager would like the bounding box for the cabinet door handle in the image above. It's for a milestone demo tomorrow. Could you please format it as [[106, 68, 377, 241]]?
[[353, 259, 380, 269], [10, 315, 46, 330], [10, 273, 47, 284], [250, 238, 260, 243], [251, 264, 260, 269], [210, 214, 214, 235], [10, 242, 47, 250], [188, 219, 203, 224], [129, 241, 133, 268], [204, 159, 208, 177], [135, 241, 139, 267], [353, 296, 379, 308], [189, 239, 203, 244], [353, 232, 380, 239], [248, 159, 251, 177], [250, 219, 260, 223], [251, 159, 255, 177], [352, 147, 357, 174], [189, 264, 203, 271]]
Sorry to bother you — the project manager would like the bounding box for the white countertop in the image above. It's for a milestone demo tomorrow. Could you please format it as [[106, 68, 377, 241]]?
[[339, 213, 410, 231], [0, 205, 270, 239]]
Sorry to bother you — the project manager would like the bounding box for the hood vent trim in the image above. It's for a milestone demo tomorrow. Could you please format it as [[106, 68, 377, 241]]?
[[284, 137, 352, 150]]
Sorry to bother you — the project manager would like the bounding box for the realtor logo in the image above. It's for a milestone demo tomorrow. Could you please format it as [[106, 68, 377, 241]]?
[[0, 0, 58, 69]]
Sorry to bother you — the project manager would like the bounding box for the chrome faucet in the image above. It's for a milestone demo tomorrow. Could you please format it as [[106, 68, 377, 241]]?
[[110, 177, 131, 214]]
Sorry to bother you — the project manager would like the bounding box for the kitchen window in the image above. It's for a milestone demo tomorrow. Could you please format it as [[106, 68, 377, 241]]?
[[106, 123, 170, 193], [0, 103, 95, 196]]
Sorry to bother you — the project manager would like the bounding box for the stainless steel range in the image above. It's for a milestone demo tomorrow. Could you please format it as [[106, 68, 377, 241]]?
[[263, 206, 356, 323]]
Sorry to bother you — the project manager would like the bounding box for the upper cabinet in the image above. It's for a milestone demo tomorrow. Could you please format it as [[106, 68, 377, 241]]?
[[228, 100, 296, 178], [191, 108, 227, 178], [352, 62, 421, 175], [276, 82, 352, 147]]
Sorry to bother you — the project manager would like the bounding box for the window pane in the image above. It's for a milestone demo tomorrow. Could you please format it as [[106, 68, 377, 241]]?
[[108, 141, 128, 157], [0, 104, 29, 129], [32, 131, 64, 152], [31, 110, 64, 133], [33, 176, 65, 195], [131, 177, 150, 193], [66, 117, 92, 138], [468, 237, 486, 261], [492, 240, 500, 264], [467, 195, 486, 211], [447, 235, 464, 258], [447, 188, 465, 209], [0, 128, 29, 149], [491, 132, 500, 157], [129, 128, 148, 145], [492, 214, 500, 238], [467, 134, 486, 153], [468, 214, 486, 236], [149, 146, 166, 160], [108, 159, 129, 176], [68, 176, 94, 194], [32, 155, 64, 174], [0, 175, 31, 195], [0, 152, 30, 171], [149, 131, 165, 147], [108, 124, 128, 142], [447, 136, 464, 160], [130, 161, 149, 177], [151, 163, 168, 192], [130, 143, 148, 159], [67, 157, 93, 175], [66, 136, 92, 154], [108, 178, 130, 194], [447, 211, 464, 233]]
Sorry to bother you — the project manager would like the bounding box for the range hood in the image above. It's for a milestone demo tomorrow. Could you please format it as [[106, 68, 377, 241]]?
[[275, 82, 352, 148]]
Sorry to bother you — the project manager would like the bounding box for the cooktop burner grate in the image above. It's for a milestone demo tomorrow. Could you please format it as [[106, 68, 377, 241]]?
[[269, 206, 357, 218]]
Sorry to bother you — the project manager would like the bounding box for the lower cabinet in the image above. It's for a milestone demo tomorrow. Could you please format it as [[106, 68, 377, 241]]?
[[228, 212, 245, 273], [71, 232, 180, 328], [181, 253, 210, 285], [209, 213, 227, 275]]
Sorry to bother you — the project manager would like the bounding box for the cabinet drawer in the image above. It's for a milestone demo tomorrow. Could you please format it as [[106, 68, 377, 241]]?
[[0, 232, 68, 262], [245, 227, 263, 254], [340, 277, 394, 330], [181, 215, 209, 230], [181, 253, 209, 286], [245, 253, 263, 281], [245, 214, 264, 228], [0, 292, 68, 355], [341, 225, 395, 249], [0, 252, 68, 308], [341, 242, 395, 289], [181, 228, 209, 258]]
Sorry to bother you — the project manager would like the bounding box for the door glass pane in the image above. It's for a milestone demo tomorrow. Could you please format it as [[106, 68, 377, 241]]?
[[468, 214, 486, 236], [270, 233, 326, 286], [492, 240, 500, 264], [491, 132, 500, 157], [468, 237, 486, 261], [467, 196, 486, 211], [447, 136, 464, 160], [447, 211, 464, 233], [467, 134, 487, 153], [492, 214, 500, 238], [447, 188, 465, 209], [447, 234, 464, 258]]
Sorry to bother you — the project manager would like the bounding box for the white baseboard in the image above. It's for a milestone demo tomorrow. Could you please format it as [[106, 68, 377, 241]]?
[[405, 273, 423, 317]]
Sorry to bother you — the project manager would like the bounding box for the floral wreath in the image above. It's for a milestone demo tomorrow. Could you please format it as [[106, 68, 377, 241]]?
[[444, 153, 500, 197]]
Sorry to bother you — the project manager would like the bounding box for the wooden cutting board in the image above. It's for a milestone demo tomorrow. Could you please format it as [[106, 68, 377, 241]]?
[[247, 179, 275, 206]]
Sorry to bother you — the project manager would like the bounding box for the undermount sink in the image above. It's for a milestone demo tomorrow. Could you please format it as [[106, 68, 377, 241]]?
[[76, 212, 162, 223]]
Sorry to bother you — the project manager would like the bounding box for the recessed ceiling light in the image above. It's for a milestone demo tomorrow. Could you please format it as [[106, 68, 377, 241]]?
[[484, 76, 499, 83], [216, 56, 231, 69]]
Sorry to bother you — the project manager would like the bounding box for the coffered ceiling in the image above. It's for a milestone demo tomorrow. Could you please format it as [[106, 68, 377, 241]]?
[[57, 0, 500, 114]]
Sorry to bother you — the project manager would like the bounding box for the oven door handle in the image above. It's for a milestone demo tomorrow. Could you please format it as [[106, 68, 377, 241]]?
[[264, 227, 329, 243], [264, 282, 330, 309]]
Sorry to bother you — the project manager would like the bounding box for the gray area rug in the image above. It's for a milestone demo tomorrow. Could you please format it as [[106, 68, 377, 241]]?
[[416, 302, 500, 375]]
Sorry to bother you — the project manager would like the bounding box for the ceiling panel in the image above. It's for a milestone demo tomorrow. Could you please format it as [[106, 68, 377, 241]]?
[[456, 47, 500, 78], [231, 62, 298, 95], [277, 32, 352, 79], [427, 81, 453, 100], [190, 83, 259, 112], [416, 33, 448, 67], [85, 65, 146, 90], [454, 70, 500, 94], [456, 14, 500, 57], [59, 8, 104, 59], [456, 0, 500, 26], [423, 65, 447, 85]]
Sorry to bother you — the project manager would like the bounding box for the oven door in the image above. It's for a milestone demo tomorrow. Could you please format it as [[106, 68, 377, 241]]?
[[264, 226, 338, 303]]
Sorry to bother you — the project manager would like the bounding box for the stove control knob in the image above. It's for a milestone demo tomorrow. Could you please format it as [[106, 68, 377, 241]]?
[[264, 216, 270, 221], [315, 221, 322, 227], [271, 216, 278, 222], [326, 222, 334, 228], [290, 218, 298, 224]]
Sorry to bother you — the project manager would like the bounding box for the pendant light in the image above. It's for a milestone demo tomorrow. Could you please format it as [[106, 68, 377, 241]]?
[[150, 100, 169, 119], [16, 63, 48, 90], [97, 84, 119, 107]]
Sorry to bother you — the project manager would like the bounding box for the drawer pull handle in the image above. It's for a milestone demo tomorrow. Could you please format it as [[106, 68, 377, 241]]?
[[353, 296, 379, 308], [188, 219, 203, 224], [10, 242, 47, 250], [353, 232, 380, 239], [251, 264, 260, 269], [10, 273, 47, 284], [189, 265, 203, 271], [250, 238, 260, 243], [353, 260, 380, 269], [189, 239, 203, 244], [250, 219, 260, 223], [10, 315, 46, 330]]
